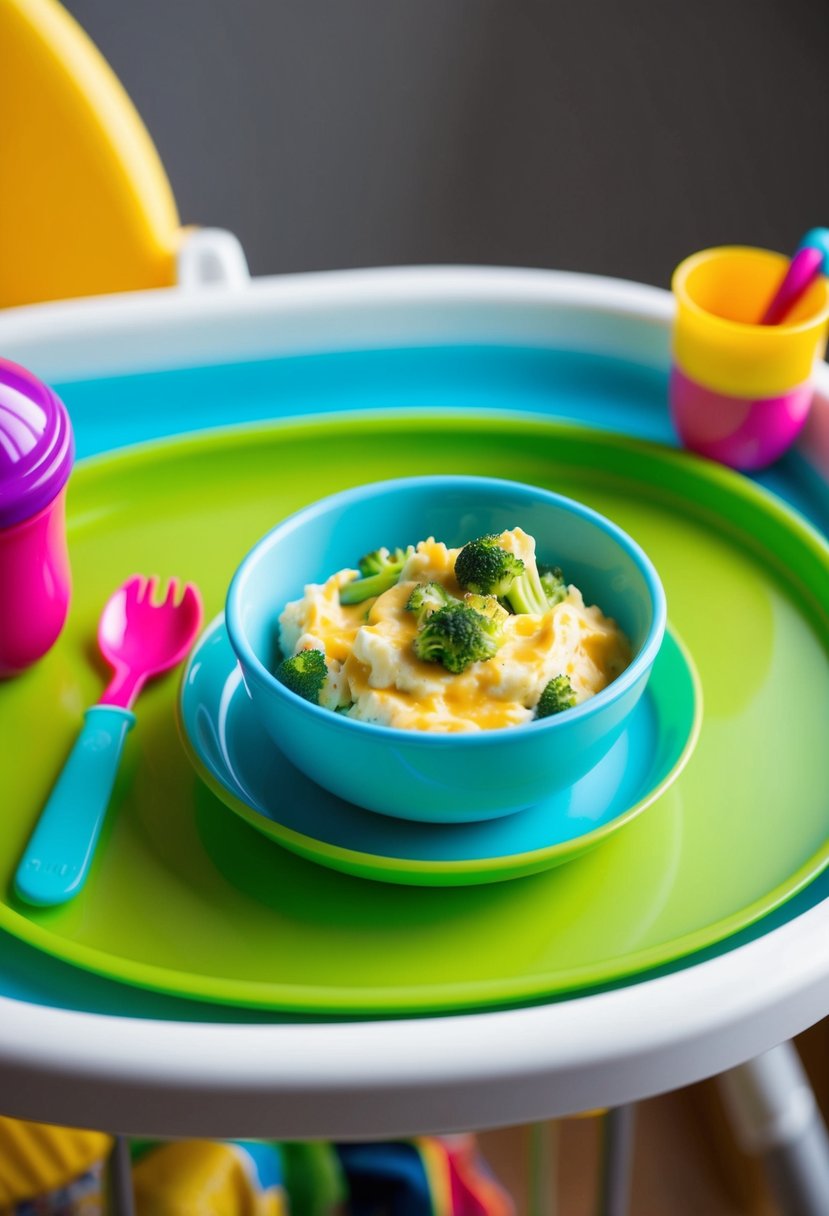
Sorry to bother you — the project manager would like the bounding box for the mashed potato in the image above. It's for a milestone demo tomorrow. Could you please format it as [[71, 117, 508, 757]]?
[[278, 529, 630, 733]]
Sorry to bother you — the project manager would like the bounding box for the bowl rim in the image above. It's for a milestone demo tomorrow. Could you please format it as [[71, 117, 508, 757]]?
[[225, 474, 667, 746]]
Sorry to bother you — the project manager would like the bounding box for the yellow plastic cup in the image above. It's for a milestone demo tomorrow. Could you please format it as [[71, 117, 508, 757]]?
[[669, 246, 829, 469]]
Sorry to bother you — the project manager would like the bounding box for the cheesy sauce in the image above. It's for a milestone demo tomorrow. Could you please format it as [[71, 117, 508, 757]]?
[[278, 530, 631, 732]]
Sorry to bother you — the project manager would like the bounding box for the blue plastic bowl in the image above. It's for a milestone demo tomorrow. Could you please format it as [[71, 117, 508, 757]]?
[[226, 476, 666, 823]]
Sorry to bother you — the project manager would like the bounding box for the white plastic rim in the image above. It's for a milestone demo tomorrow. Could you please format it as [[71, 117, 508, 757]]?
[[0, 264, 827, 1140], [0, 263, 671, 381]]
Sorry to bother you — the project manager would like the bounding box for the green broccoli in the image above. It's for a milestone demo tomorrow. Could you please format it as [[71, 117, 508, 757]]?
[[535, 673, 576, 719], [539, 564, 568, 607], [413, 602, 502, 674], [339, 545, 415, 605], [454, 535, 525, 599], [463, 592, 510, 627], [405, 581, 455, 625], [357, 547, 412, 578], [455, 535, 566, 615], [275, 648, 328, 704], [502, 556, 556, 615]]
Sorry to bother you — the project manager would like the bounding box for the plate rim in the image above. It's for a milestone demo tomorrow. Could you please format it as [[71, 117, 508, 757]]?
[[70, 409, 829, 630], [176, 615, 703, 884]]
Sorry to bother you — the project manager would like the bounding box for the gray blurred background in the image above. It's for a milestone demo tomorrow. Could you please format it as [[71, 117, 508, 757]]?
[[66, 0, 829, 290]]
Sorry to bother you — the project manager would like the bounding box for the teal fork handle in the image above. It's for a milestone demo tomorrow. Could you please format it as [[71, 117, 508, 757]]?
[[14, 705, 135, 907]]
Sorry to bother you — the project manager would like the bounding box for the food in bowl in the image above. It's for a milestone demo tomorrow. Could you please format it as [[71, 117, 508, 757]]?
[[225, 475, 666, 822], [276, 526, 631, 733]]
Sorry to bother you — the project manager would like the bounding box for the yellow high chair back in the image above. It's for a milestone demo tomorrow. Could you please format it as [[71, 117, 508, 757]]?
[[0, 0, 182, 308]]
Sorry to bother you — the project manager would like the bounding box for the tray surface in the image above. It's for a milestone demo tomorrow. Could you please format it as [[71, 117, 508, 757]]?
[[0, 414, 827, 1014], [60, 346, 829, 532]]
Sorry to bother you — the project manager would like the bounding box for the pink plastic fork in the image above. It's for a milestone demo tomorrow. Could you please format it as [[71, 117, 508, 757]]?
[[15, 574, 203, 907], [98, 575, 203, 709]]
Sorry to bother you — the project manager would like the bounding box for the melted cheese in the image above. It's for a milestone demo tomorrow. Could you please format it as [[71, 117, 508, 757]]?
[[277, 530, 631, 732], [279, 568, 366, 663]]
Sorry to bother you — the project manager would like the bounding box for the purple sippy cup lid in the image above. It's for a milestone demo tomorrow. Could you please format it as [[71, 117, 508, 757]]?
[[0, 358, 74, 529]]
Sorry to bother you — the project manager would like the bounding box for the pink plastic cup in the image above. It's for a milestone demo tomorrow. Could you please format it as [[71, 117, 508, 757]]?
[[0, 358, 74, 677]]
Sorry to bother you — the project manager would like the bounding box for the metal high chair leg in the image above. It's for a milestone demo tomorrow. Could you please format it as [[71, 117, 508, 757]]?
[[717, 1042, 829, 1216], [105, 1135, 135, 1216], [596, 1105, 636, 1216], [528, 1120, 559, 1216]]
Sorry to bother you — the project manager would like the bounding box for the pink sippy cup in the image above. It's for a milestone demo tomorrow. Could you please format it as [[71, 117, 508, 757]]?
[[0, 358, 74, 677]]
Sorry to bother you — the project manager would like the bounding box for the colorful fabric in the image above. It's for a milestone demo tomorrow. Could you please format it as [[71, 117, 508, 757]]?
[[132, 1140, 287, 1216], [437, 1136, 513, 1216], [3, 1163, 103, 1216], [0, 1121, 511, 1216], [0, 1118, 110, 1211], [336, 1143, 433, 1216], [280, 1143, 346, 1216], [336, 1138, 513, 1216]]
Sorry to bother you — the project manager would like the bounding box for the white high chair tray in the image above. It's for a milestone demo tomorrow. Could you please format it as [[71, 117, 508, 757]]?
[[0, 264, 826, 1140]]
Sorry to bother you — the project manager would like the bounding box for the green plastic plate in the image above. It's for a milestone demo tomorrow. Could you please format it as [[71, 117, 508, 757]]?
[[1, 413, 828, 1015]]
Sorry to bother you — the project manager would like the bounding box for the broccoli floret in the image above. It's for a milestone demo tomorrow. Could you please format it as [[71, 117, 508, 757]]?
[[455, 534, 567, 615], [539, 564, 568, 607], [413, 602, 502, 674], [535, 673, 576, 719], [502, 556, 555, 615], [339, 545, 415, 605], [275, 648, 328, 704], [463, 592, 510, 627], [405, 581, 455, 625], [454, 535, 525, 599], [357, 546, 411, 577]]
